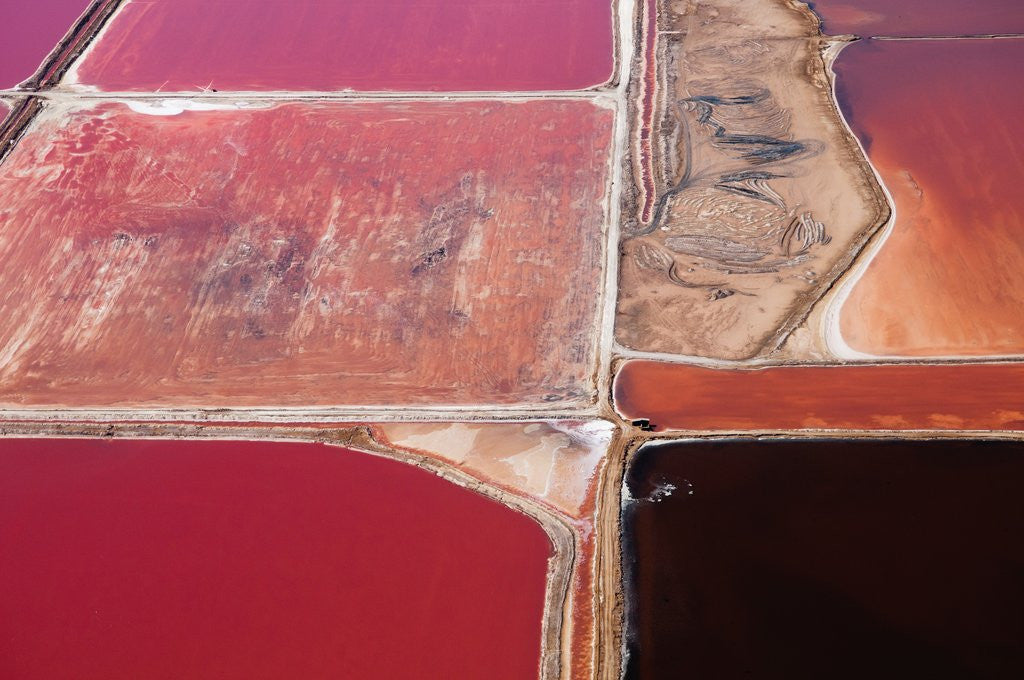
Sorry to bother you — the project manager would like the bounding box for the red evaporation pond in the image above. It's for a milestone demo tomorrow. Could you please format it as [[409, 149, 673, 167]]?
[[614, 360, 1024, 431], [0, 0, 92, 89], [836, 38, 1024, 356], [0, 438, 551, 680], [810, 0, 1024, 37], [71, 0, 614, 92]]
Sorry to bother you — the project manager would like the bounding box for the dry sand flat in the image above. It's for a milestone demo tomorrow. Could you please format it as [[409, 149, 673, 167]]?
[[615, 0, 887, 360], [0, 99, 612, 409]]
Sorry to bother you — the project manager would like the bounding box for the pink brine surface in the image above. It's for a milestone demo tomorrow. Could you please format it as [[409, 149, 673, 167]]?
[[71, 0, 614, 91], [0, 438, 551, 679], [811, 0, 1024, 37], [0, 0, 91, 88]]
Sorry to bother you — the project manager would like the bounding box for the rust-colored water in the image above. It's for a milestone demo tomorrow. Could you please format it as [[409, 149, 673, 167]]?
[[837, 39, 1024, 356], [614, 360, 1024, 431], [810, 0, 1024, 37], [73, 0, 614, 91], [0, 438, 550, 679]]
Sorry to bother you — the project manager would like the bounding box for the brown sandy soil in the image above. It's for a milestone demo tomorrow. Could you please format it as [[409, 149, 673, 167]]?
[[0, 418, 621, 680], [0, 96, 39, 164], [0, 99, 612, 409], [615, 0, 887, 360]]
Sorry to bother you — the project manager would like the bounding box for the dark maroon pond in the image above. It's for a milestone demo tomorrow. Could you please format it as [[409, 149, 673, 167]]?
[[623, 439, 1024, 679]]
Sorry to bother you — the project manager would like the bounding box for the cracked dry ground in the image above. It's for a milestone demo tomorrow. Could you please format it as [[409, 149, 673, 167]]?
[[1, 1, 1023, 679]]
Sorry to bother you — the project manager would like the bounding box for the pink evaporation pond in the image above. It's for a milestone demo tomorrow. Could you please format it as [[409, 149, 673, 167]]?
[[71, 0, 614, 91], [0, 438, 551, 679], [0, 0, 91, 88], [810, 0, 1024, 37]]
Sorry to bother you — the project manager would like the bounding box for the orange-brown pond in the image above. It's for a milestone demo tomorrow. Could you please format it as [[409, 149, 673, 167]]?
[[614, 359, 1024, 431], [836, 38, 1024, 356]]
